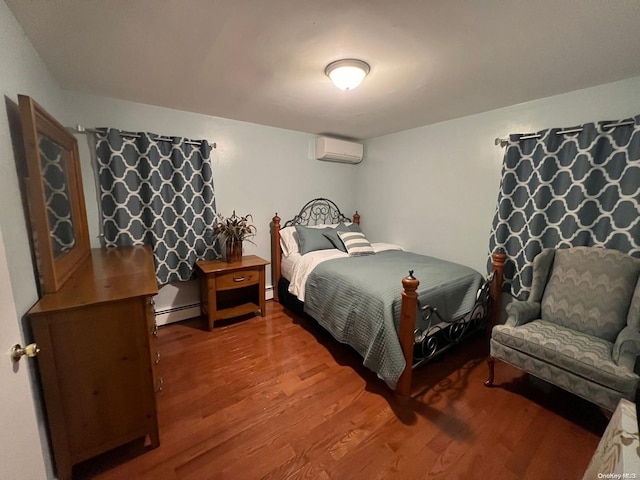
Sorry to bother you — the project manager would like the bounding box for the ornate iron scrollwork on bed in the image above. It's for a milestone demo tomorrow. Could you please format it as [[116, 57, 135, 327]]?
[[283, 197, 352, 227], [412, 273, 493, 369]]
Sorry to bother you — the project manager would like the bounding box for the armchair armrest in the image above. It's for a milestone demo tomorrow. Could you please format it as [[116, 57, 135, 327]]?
[[613, 326, 640, 370], [504, 301, 541, 327]]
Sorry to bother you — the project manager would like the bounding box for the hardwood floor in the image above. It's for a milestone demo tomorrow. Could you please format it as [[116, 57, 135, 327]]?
[[74, 301, 607, 479]]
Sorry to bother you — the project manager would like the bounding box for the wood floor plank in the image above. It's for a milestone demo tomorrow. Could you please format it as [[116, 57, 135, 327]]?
[[74, 301, 607, 479]]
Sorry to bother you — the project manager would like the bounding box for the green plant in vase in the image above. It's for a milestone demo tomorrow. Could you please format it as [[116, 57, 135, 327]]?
[[213, 211, 256, 262]]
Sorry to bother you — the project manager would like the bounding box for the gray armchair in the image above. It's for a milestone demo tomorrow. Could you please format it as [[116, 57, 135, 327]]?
[[486, 247, 640, 411]]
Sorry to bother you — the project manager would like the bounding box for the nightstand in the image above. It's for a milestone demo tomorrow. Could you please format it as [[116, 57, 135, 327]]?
[[196, 255, 269, 330]]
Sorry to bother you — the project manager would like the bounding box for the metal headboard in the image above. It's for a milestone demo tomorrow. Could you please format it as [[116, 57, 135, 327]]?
[[283, 198, 350, 227]]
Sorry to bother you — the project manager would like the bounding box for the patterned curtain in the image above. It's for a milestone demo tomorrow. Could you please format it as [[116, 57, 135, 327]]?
[[488, 115, 640, 299], [95, 128, 221, 284]]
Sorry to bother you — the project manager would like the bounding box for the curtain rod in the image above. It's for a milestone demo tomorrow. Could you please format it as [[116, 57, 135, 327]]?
[[494, 119, 635, 148], [68, 125, 217, 149]]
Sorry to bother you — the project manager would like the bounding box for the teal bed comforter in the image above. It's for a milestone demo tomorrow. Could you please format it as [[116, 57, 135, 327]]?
[[303, 250, 482, 388]]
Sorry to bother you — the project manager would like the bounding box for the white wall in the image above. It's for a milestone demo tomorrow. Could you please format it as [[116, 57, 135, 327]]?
[[0, 0, 64, 477], [62, 91, 359, 318], [357, 76, 640, 275]]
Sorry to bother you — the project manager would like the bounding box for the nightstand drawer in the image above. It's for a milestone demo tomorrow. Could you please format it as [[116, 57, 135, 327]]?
[[216, 268, 261, 290]]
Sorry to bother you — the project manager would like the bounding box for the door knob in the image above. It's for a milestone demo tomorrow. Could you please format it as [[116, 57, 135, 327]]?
[[11, 343, 40, 362]]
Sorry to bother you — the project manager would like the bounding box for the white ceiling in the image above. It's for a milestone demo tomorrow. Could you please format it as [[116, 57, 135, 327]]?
[[7, 0, 640, 140]]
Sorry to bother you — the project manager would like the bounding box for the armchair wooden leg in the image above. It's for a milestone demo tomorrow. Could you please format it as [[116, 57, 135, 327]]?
[[485, 356, 495, 387]]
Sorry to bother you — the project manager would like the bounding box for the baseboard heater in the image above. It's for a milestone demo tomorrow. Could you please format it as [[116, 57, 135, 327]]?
[[154, 303, 201, 326], [154, 287, 274, 326]]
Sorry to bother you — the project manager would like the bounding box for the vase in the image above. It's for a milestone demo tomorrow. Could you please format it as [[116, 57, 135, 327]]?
[[225, 237, 243, 263]]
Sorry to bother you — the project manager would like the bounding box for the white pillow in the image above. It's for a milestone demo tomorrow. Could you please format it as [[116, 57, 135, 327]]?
[[279, 226, 299, 257], [371, 242, 404, 253]]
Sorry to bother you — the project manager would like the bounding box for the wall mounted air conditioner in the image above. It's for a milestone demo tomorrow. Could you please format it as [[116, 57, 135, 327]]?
[[315, 137, 363, 164]]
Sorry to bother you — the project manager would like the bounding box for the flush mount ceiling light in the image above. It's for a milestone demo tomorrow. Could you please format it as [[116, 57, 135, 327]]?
[[325, 59, 370, 91]]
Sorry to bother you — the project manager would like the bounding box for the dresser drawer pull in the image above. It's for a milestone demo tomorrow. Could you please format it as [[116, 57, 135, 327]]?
[[152, 323, 158, 337], [156, 377, 164, 393], [155, 351, 161, 365], [233, 276, 246, 282]]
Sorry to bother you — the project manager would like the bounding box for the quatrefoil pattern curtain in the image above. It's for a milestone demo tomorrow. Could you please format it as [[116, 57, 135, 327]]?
[[488, 115, 640, 299], [96, 128, 220, 284]]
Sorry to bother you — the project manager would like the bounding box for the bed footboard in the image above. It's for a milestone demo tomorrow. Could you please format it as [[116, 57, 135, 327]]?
[[395, 250, 505, 396]]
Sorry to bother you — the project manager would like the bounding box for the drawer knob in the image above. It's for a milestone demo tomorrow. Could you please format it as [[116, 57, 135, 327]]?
[[155, 351, 161, 365], [156, 377, 164, 393], [233, 276, 246, 282], [152, 323, 158, 337], [11, 343, 40, 362]]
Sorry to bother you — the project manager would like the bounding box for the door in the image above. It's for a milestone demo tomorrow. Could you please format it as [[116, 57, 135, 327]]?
[[0, 223, 47, 479]]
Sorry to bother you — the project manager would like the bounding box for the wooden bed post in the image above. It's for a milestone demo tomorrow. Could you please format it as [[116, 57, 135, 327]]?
[[271, 214, 281, 302], [353, 211, 360, 225], [396, 271, 419, 396], [489, 249, 506, 330]]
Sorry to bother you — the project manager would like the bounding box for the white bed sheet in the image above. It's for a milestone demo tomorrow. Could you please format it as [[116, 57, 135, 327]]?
[[281, 252, 301, 281], [287, 243, 403, 302]]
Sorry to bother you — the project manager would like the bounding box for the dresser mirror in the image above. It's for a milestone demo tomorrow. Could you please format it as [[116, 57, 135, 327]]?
[[19, 95, 90, 294]]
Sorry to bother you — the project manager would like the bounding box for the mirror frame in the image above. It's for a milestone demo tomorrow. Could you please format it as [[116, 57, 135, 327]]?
[[19, 95, 91, 294]]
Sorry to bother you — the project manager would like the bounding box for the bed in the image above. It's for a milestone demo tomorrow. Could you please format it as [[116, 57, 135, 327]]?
[[271, 198, 505, 395]]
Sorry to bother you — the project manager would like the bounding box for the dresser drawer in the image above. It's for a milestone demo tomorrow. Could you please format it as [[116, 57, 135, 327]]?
[[216, 268, 261, 290]]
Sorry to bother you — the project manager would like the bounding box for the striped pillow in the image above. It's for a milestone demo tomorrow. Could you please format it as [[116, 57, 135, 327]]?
[[338, 231, 375, 256]]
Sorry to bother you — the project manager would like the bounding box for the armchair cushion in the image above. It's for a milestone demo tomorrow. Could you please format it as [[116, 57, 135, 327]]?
[[540, 248, 640, 342], [492, 320, 639, 395], [528, 249, 555, 303], [504, 301, 541, 327], [613, 326, 640, 370]]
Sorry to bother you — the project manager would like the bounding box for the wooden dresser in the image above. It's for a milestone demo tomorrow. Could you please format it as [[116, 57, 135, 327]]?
[[27, 246, 160, 480]]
